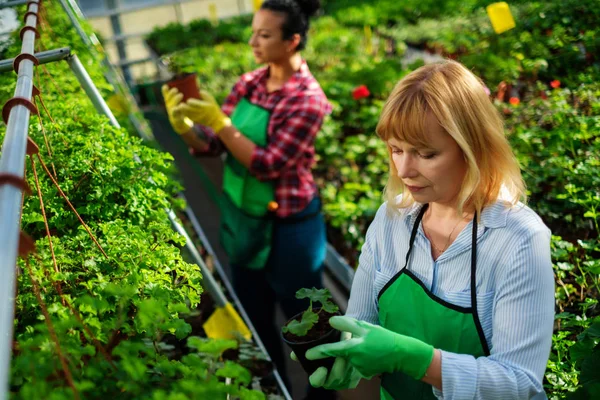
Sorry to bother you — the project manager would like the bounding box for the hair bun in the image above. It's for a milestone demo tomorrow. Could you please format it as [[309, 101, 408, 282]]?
[[294, 0, 321, 17]]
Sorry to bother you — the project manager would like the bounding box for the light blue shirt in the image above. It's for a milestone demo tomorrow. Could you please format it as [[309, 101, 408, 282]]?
[[346, 200, 555, 399]]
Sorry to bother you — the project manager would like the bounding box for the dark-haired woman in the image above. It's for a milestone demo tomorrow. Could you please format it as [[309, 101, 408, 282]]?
[[162, 0, 333, 397]]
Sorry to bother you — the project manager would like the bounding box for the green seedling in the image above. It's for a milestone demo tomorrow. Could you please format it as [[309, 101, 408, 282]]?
[[282, 288, 339, 337]]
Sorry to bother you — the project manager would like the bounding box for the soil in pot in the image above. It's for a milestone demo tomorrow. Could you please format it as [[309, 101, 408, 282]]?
[[281, 308, 341, 376], [166, 73, 201, 102]]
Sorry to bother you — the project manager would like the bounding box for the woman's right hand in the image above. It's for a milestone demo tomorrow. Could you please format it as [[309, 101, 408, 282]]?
[[308, 353, 363, 390], [161, 85, 193, 135], [290, 331, 363, 390]]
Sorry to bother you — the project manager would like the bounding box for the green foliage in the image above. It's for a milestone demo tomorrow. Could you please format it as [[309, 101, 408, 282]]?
[[0, 2, 270, 398], [281, 288, 338, 337], [146, 15, 252, 56], [133, 1, 598, 397]]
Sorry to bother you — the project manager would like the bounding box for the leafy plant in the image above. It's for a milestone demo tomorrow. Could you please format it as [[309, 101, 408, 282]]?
[[281, 288, 339, 337], [0, 2, 279, 398]]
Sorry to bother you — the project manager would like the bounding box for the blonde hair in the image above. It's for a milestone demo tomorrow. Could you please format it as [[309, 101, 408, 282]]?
[[376, 60, 525, 216]]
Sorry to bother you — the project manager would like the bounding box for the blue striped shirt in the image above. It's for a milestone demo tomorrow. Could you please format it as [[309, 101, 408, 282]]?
[[346, 199, 555, 399]]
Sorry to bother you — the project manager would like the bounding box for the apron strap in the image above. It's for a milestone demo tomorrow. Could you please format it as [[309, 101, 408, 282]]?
[[404, 204, 429, 268], [470, 211, 490, 356]]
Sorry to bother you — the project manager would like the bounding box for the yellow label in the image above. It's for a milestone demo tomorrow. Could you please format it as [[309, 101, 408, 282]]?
[[253, 0, 264, 12], [364, 25, 373, 54], [203, 303, 252, 340], [486, 2, 516, 34], [209, 3, 218, 24]]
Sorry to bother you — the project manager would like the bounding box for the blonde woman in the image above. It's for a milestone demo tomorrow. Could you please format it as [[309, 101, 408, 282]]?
[[304, 60, 555, 399]]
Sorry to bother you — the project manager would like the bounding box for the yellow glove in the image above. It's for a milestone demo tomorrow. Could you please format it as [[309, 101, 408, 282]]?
[[161, 85, 193, 135], [178, 89, 231, 134]]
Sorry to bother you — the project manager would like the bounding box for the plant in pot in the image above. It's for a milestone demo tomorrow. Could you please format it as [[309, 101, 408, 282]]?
[[162, 51, 201, 102], [281, 288, 340, 375]]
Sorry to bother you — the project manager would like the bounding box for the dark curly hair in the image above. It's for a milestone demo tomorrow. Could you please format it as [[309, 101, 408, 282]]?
[[260, 0, 321, 51]]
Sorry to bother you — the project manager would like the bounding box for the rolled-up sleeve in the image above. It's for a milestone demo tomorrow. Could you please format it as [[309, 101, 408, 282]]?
[[434, 228, 555, 399], [249, 95, 325, 181], [191, 124, 225, 156]]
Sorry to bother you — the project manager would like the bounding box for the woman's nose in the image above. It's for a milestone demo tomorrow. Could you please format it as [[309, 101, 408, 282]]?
[[395, 154, 418, 179]]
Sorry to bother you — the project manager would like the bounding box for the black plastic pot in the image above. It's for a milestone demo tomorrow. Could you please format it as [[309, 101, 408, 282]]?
[[281, 309, 341, 376]]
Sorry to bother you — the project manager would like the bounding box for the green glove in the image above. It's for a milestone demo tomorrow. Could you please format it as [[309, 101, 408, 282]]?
[[290, 332, 363, 390], [306, 316, 434, 380], [161, 85, 193, 135], [178, 89, 231, 134]]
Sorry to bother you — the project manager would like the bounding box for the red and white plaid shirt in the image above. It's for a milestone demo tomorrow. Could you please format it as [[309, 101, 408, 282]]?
[[193, 61, 331, 217]]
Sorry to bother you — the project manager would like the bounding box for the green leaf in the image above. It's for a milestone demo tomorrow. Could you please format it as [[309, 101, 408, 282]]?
[[238, 387, 266, 400], [321, 302, 339, 314], [187, 336, 237, 356], [282, 309, 319, 336], [295, 288, 332, 305], [216, 361, 252, 385]]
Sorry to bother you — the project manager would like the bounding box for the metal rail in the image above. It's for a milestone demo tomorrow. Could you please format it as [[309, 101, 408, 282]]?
[[58, 0, 154, 142], [0, 0, 27, 10], [0, 47, 71, 73], [180, 196, 293, 400], [0, 1, 40, 398], [66, 54, 121, 128]]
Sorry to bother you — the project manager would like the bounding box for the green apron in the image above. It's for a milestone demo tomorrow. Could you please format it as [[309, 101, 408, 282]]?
[[220, 97, 276, 270], [377, 204, 490, 400]]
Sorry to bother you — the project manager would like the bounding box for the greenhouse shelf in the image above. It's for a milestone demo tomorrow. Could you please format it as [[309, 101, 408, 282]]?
[[143, 109, 294, 399], [0, 1, 42, 397]]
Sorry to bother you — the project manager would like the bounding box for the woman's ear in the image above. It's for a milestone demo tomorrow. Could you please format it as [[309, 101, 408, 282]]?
[[287, 33, 301, 52]]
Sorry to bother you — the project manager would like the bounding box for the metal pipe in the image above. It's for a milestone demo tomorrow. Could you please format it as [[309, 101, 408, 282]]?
[[0, 47, 71, 74], [0, 0, 27, 10], [181, 197, 293, 400], [166, 209, 229, 308], [57, 0, 92, 47], [0, 2, 39, 398], [106, 0, 132, 85], [66, 54, 121, 128], [59, 0, 153, 139], [325, 243, 355, 292]]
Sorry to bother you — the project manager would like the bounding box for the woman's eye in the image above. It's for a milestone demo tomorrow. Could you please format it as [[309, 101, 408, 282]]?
[[391, 149, 403, 154], [420, 153, 436, 159]]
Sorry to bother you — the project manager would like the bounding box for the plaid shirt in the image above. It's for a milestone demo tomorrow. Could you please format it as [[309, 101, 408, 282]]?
[[193, 61, 331, 217]]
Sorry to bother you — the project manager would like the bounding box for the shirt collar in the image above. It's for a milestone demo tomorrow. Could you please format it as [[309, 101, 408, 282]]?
[[402, 199, 511, 230]]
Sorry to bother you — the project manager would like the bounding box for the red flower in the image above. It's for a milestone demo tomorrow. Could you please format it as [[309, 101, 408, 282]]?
[[352, 85, 370, 100], [550, 80, 561, 89], [509, 97, 520, 106]]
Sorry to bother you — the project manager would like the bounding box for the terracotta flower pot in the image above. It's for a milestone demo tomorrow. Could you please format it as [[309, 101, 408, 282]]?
[[281, 309, 341, 376], [166, 73, 201, 102]]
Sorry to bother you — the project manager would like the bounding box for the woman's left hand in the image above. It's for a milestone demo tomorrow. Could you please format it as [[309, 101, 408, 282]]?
[[306, 316, 435, 380], [177, 89, 231, 134]]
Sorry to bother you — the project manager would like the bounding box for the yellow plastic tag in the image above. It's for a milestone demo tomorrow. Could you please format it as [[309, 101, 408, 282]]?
[[209, 3, 218, 25], [253, 0, 264, 12], [486, 2, 516, 34], [364, 25, 373, 55], [203, 302, 252, 341]]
